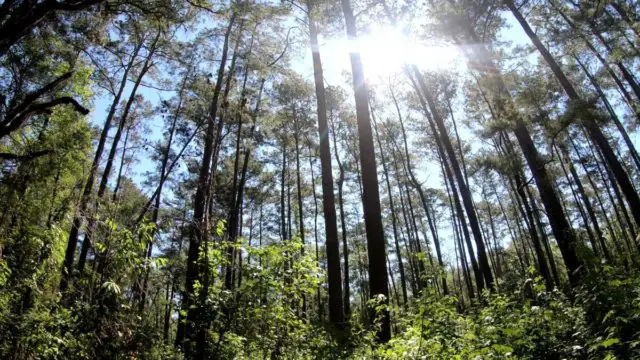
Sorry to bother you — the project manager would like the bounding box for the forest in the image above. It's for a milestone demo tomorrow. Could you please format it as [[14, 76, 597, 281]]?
[[1, 0, 640, 358]]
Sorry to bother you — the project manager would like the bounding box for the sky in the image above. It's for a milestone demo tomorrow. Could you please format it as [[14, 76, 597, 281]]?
[[84, 8, 536, 263], [85, 5, 639, 266]]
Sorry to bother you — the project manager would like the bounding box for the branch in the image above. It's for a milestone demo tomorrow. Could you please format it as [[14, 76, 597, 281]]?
[[31, 97, 90, 115], [267, 27, 296, 67], [55, 0, 103, 11], [1, 97, 89, 138], [0, 149, 53, 161], [4, 71, 74, 122], [185, 0, 224, 15]]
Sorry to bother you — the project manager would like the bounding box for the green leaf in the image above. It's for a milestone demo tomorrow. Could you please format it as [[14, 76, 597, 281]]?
[[600, 338, 620, 348]]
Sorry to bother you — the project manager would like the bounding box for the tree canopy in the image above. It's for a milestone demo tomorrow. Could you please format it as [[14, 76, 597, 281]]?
[[1, 0, 640, 358]]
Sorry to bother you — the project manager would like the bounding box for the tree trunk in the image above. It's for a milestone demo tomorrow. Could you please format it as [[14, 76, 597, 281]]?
[[0, 0, 104, 56], [456, 20, 584, 284], [329, 115, 351, 318], [79, 32, 159, 276], [280, 141, 287, 241], [371, 109, 408, 304], [140, 67, 192, 312], [340, 0, 390, 341], [176, 13, 236, 355], [574, 55, 640, 172], [207, 20, 247, 222], [306, 140, 323, 320], [112, 124, 131, 202], [558, 144, 611, 260], [411, 67, 494, 290], [507, 0, 640, 229], [60, 39, 143, 293], [386, 91, 447, 295], [306, 8, 344, 326]]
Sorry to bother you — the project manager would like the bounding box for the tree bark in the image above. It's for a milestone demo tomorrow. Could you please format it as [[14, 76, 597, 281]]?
[[176, 13, 236, 356], [340, 0, 390, 341], [60, 39, 143, 292], [507, 0, 640, 229], [455, 19, 584, 284], [411, 68, 494, 290], [306, 7, 344, 326], [371, 110, 408, 304]]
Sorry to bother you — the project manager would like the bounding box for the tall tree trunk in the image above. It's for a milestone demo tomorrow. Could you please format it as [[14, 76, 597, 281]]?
[[139, 67, 192, 312], [407, 71, 484, 292], [280, 141, 287, 241], [507, 0, 640, 229], [438, 147, 483, 293], [587, 136, 639, 252], [391, 147, 419, 296], [293, 110, 305, 248], [482, 186, 502, 279], [570, 137, 625, 254], [446, 171, 474, 300], [401, 170, 427, 288], [340, 0, 390, 342], [410, 68, 494, 290], [79, 33, 159, 276], [293, 106, 307, 314], [207, 19, 246, 222], [512, 172, 554, 288], [176, 13, 236, 355], [60, 40, 143, 292], [225, 79, 265, 290], [305, 6, 344, 326], [558, 144, 611, 259], [386, 91, 447, 295], [456, 20, 584, 285], [306, 140, 323, 320], [329, 116, 351, 318], [223, 71, 249, 291], [371, 109, 408, 304]]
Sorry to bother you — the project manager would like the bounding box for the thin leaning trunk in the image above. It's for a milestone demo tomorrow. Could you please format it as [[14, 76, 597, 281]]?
[[79, 32, 159, 276], [306, 140, 323, 320], [507, 0, 640, 230], [558, 144, 611, 260], [438, 147, 482, 294], [371, 110, 408, 304], [548, 0, 635, 109], [385, 91, 447, 295], [410, 67, 494, 290], [176, 13, 236, 355], [574, 55, 640, 172], [225, 79, 265, 290], [456, 18, 584, 284], [112, 124, 131, 202], [60, 39, 143, 293], [329, 115, 351, 318], [139, 66, 192, 312]]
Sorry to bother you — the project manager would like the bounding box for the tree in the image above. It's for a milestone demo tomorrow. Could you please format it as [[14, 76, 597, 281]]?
[[340, 0, 390, 343]]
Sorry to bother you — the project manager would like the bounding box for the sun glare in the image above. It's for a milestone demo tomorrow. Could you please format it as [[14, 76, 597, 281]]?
[[324, 25, 462, 83]]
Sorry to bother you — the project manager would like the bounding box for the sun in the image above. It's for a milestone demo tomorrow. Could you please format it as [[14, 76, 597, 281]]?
[[318, 25, 462, 86], [354, 25, 461, 82]]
